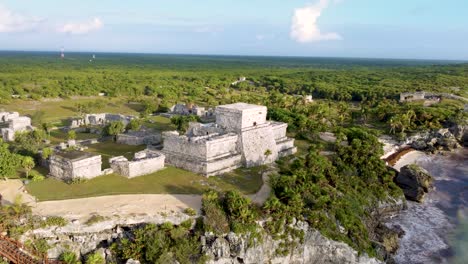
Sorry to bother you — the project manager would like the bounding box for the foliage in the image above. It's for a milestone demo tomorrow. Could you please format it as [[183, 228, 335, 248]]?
[[67, 130, 77, 140], [21, 156, 35, 178], [183, 208, 197, 216], [41, 216, 68, 227], [266, 127, 403, 256], [59, 251, 81, 264], [126, 118, 142, 131], [170, 115, 200, 133], [85, 214, 107, 226], [85, 252, 105, 264], [201, 191, 230, 235], [103, 121, 125, 138], [0, 140, 22, 178], [29, 170, 45, 181], [111, 222, 205, 264]]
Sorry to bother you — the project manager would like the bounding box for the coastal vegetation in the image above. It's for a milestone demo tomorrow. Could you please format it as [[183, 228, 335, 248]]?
[[0, 53, 467, 262]]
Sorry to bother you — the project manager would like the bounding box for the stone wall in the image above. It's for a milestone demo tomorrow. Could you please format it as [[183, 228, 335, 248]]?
[[49, 154, 102, 182], [270, 122, 288, 140], [0, 112, 19, 122], [164, 150, 242, 176], [239, 124, 278, 167], [0, 112, 32, 141], [83, 113, 134, 126], [110, 150, 165, 178], [116, 133, 161, 146], [215, 103, 267, 132], [163, 133, 208, 158]]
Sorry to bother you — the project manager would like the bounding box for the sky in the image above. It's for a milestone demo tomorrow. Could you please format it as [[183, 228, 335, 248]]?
[[0, 0, 467, 60]]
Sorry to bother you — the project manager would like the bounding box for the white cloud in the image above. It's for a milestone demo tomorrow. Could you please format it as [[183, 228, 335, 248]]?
[[58, 17, 103, 34], [290, 0, 341, 43], [0, 5, 42, 33]]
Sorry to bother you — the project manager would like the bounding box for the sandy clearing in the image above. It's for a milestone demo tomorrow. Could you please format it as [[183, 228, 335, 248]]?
[[32, 194, 202, 221], [392, 150, 426, 171], [0, 179, 36, 206]]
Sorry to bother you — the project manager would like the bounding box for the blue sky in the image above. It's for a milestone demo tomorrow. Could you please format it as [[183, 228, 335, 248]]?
[[0, 0, 467, 60]]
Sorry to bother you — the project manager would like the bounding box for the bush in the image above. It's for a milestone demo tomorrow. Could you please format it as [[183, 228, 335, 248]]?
[[29, 171, 45, 182], [42, 216, 68, 227], [59, 251, 80, 264], [183, 207, 197, 216], [85, 214, 106, 226], [85, 252, 105, 264]]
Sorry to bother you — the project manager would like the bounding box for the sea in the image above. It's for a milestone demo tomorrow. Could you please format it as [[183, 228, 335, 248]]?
[[387, 148, 468, 264]]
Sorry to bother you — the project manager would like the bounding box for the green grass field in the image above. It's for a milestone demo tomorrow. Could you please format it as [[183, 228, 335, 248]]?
[[49, 130, 100, 144], [25, 166, 264, 201], [0, 97, 141, 124], [83, 141, 147, 168]]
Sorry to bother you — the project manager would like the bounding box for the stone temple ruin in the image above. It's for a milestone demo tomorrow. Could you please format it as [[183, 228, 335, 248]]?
[[0, 112, 33, 141], [110, 149, 165, 178], [70, 113, 134, 128], [49, 151, 102, 182], [165, 103, 215, 118], [162, 103, 297, 176], [399, 91, 426, 102]]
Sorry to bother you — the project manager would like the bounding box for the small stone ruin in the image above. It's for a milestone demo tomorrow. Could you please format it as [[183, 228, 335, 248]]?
[[110, 149, 165, 178], [0, 111, 33, 141]]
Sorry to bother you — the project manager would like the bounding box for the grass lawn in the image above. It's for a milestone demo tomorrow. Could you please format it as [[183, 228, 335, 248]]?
[[144, 115, 175, 131], [83, 141, 147, 168], [26, 166, 264, 201], [49, 130, 99, 144], [0, 97, 141, 123]]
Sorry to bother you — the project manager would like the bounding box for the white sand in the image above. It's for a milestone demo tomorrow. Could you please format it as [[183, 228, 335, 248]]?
[[32, 194, 202, 221], [392, 150, 426, 171], [0, 179, 36, 205]]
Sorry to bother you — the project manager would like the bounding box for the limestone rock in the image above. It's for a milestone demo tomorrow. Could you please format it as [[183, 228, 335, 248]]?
[[202, 224, 382, 264], [126, 259, 141, 264], [411, 140, 427, 150], [394, 164, 433, 202]]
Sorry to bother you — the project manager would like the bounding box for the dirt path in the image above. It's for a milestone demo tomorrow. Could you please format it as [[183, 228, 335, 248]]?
[[31, 194, 202, 221], [248, 171, 273, 205], [2, 170, 273, 221]]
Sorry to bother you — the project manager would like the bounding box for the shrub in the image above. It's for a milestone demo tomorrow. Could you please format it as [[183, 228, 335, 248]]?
[[29, 171, 45, 182], [42, 216, 68, 227], [183, 207, 197, 216], [85, 214, 106, 226], [59, 251, 80, 264], [85, 252, 105, 264]]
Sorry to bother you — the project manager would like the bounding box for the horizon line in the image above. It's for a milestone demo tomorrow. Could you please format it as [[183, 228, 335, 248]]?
[[1, 49, 467, 63]]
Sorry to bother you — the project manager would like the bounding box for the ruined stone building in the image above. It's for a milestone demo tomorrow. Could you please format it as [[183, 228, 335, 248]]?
[[167, 103, 214, 118], [49, 151, 102, 182], [70, 113, 135, 128], [162, 103, 296, 176], [110, 149, 165, 178], [400, 91, 426, 102], [0, 112, 33, 141], [116, 130, 161, 146]]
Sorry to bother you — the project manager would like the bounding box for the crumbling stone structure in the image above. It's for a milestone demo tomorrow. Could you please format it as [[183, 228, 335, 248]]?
[[116, 130, 161, 146], [49, 151, 102, 182], [162, 103, 296, 176], [70, 113, 135, 128], [0, 112, 33, 141], [110, 149, 165, 178], [400, 91, 426, 102], [167, 103, 214, 117]]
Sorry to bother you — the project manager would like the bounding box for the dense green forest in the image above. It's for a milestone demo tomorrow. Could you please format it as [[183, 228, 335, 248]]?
[[1, 52, 467, 263], [1, 52, 467, 104]]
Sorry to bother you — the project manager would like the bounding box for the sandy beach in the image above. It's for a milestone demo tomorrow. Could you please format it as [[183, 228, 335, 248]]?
[[392, 150, 426, 171]]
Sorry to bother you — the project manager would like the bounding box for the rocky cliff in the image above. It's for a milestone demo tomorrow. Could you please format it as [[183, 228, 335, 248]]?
[[25, 217, 385, 264], [202, 222, 382, 264]]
